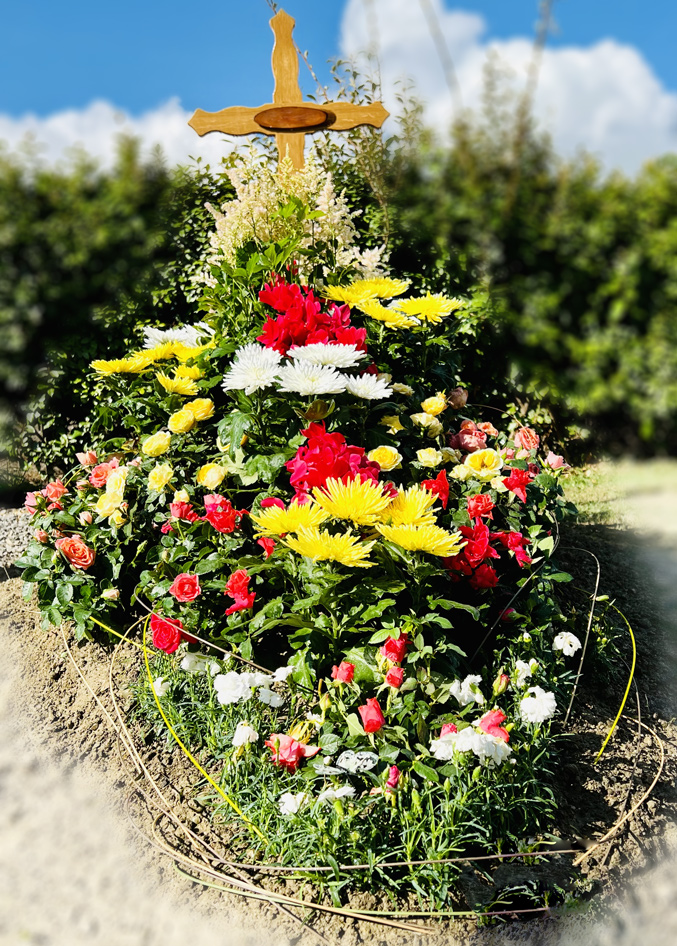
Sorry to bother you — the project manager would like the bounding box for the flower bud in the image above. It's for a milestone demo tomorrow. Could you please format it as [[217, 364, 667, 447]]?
[[101, 588, 120, 600], [447, 387, 468, 410], [301, 399, 333, 422], [492, 671, 510, 696], [78, 511, 93, 526]]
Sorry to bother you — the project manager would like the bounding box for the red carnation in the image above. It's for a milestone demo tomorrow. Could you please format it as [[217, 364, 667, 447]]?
[[358, 697, 385, 734]]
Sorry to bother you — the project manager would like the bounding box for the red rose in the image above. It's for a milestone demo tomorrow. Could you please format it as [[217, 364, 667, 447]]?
[[467, 493, 495, 520], [448, 421, 487, 453], [331, 661, 355, 683], [224, 568, 256, 615], [89, 457, 119, 488], [150, 613, 185, 654], [169, 501, 200, 523], [380, 634, 409, 664], [168, 572, 201, 602], [470, 563, 499, 590], [502, 468, 534, 503], [359, 697, 385, 733], [492, 530, 532, 567], [55, 536, 96, 570], [204, 494, 245, 533], [386, 765, 400, 789], [264, 733, 320, 772], [385, 667, 404, 688], [478, 709, 510, 742], [421, 469, 449, 509], [514, 427, 539, 452]]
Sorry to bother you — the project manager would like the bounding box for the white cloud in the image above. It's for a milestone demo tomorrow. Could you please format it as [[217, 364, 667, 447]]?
[[0, 97, 236, 169], [340, 0, 677, 173]]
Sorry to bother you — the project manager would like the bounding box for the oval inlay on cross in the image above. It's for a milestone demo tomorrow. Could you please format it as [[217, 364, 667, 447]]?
[[255, 106, 329, 132]]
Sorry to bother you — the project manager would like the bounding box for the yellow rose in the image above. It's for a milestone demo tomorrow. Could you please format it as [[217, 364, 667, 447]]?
[[367, 446, 403, 471], [379, 414, 405, 435], [411, 413, 443, 438], [142, 431, 171, 457], [421, 393, 447, 416], [392, 383, 414, 396], [168, 409, 196, 434], [148, 463, 174, 492], [417, 448, 443, 468], [197, 462, 227, 489], [173, 489, 190, 503], [109, 509, 126, 528], [105, 467, 128, 498], [450, 464, 471, 481], [463, 448, 503, 480], [186, 398, 215, 421], [96, 493, 123, 517]]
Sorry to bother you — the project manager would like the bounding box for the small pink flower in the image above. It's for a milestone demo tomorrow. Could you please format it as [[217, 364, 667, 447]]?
[[76, 450, 97, 466], [545, 451, 567, 470], [78, 511, 93, 526], [34, 529, 49, 544], [440, 722, 458, 737]]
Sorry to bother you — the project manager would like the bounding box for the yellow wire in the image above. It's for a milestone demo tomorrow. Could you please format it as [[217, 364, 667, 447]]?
[[594, 602, 636, 764], [140, 615, 268, 842], [89, 615, 145, 651]]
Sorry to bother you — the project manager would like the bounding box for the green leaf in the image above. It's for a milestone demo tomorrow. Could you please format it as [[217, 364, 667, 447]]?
[[56, 583, 73, 607], [342, 647, 378, 684], [412, 760, 440, 783], [47, 606, 62, 627], [360, 598, 396, 622], [346, 713, 364, 738]]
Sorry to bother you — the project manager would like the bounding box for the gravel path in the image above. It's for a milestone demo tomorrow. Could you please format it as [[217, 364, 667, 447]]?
[[1, 464, 677, 946]]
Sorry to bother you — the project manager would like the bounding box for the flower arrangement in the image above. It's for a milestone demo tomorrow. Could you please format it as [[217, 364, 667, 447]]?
[[18, 156, 586, 909]]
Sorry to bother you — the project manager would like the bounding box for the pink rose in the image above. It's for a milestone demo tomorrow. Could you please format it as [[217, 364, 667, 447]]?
[[331, 661, 355, 683], [55, 536, 96, 570], [358, 697, 385, 733], [168, 573, 201, 602], [78, 511, 93, 526], [514, 427, 539, 452], [449, 421, 487, 453], [89, 457, 119, 488], [44, 480, 68, 502], [546, 451, 566, 469], [76, 450, 97, 466], [386, 765, 400, 789], [440, 722, 458, 737], [34, 529, 49, 544]]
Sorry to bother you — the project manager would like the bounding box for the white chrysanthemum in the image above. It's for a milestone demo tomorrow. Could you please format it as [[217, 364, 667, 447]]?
[[344, 374, 393, 400], [288, 343, 367, 369], [257, 687, 285, 708], [273, 665, 295, 683], [213, 671, 253, 705], [275, 361, 347, 396], [450, 674, 485, 706], [222, 344, 282, 396], [232, 722, 259, 747], [278, 791, 311, 816], [143, 323, 211, 349], [553, 631, 582, 657], [318, 785, 356, 804], [152, 677, 171, 697], [520, 686, 557, 724], [514, 658, 539, 687]]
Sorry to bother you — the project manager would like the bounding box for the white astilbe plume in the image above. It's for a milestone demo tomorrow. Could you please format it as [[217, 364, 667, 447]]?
[[200, 152, 388, 281], [275, 361, 347, 396], [222, 344, 282, 395], [344, 374, 393, 400], [288, 342, 367, 369]]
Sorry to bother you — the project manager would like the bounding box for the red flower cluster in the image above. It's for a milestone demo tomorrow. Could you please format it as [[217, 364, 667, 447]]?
[[258, 279, 367, 356], [286, 422, 381, 498], [492, 530, 532, 566], [264, 733, 320, 771], [204, 494, 247, 533], [421, 469, 449, 509], [444, 522, 531, 588], [224, 568, 256, 615], [25, 479, 70, 515]]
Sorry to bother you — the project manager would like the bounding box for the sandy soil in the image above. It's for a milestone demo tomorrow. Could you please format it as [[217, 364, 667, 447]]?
[[2, 460, 677, 946]]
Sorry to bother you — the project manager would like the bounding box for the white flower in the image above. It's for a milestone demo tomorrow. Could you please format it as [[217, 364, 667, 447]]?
[[278, 791, 311, 816], [272, 665, 295, 683], [392, 383, 414, 396], [143, 323, 210, 349], [513, 658, 539, 687], [306, 713, 323, 727], [318, 785, 356, 804], [553, 631, 582, 657], [232, 722, 259, 747], [521, 632, 532, 643], [240, 671, 273, 687], [257, 687, 285, 708], [430, 735, 458, 761], [471, 731, 512, 767], [431, 726, 511, 767], [344, 374, 393, 400], [377, 372, 392, 383], [222, 344, 282, 395], [213, 671, 253, 705], [152, 677, 171, 697], [275, 361, 347, 396], [288, 343, 366, 369], [450, 674, 485, 706], [181, 654, 220, 675], [520, 686, 557, 724]]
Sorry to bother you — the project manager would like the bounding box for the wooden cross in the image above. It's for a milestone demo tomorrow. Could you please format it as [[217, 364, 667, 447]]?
[[188, 9, 389, 170]]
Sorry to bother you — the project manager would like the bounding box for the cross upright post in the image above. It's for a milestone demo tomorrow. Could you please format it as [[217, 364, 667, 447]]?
[[188, 9, 389, 169]]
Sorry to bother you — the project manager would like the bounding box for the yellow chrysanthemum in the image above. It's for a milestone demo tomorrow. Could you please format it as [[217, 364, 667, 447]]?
[[143, 342, 177, 362], [172, 342, 211, 362], [285, 528, 375, 568], [384, 485, 438, 528], [393, 294, 465, 325], [156, 372, 200, 396], [174, 364, 204, 380], [185, 398, 215, 421], [91, 358, 132, 374], [349, 277, 411, 299], [122, 352, 155, 373], [312, 477, 392, 526], [377, 523, 466, 558], [356, 299, 419, 329], [251, 501, 329, 536], [463, 448, 503, 481]]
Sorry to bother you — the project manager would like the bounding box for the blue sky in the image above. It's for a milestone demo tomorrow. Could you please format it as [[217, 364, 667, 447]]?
[[2, 1, 676, 173]]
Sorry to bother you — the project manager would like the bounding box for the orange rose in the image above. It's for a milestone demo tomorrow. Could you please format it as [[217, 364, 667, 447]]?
[[55, 536, 96, 570], [514, 427, 539, 451]]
